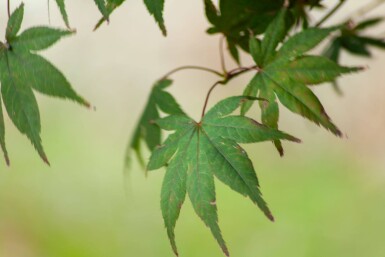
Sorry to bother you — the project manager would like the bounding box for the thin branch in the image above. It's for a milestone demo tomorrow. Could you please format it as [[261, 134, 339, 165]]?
[[219, 36, 227, 74], [315, 0, 346, 27], [348, 0, 385, 20], [159, 65, 223, 80], [7, 0, 11, 18], [201, 80, 224, 119], [200, 65, 259, 118]]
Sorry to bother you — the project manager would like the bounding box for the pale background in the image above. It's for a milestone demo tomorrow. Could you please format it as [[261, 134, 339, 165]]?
[[0, 1, 384, 256]]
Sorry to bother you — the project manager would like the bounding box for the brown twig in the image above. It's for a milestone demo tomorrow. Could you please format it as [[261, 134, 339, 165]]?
[[160, 65, 223, 80], [200, 65, 259, 118], [315, 0, 346, 27], [7, 0, 11, 18]]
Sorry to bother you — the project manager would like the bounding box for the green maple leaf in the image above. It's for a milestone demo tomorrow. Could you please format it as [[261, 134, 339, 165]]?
[[126, 79, 184, 167], [323, 18, 385, 94], [0, 3, 89, 165], [241, 8, 362, 155], [148, 96, 300, 256], [54, 0, 70, 28], [325, 18, 385, 58]]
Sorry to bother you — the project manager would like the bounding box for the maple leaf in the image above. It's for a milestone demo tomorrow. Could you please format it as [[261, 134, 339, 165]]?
[[126, 79, 184, 167], [241, 9, 362, 155], [0, 3, 89, 165], [148, 96, 300, 256], [323, 18, 385, 94]]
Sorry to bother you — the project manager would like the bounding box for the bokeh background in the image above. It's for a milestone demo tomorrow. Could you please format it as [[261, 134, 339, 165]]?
[[0, 0, 384, 256]]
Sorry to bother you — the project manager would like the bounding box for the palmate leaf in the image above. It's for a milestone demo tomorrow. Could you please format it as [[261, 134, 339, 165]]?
[[148, 96, 300, 256], [242, 8, 362, 155], [0, 3, 89, 165], [322, 18, 385, 93], [126, 79, 184, 167]]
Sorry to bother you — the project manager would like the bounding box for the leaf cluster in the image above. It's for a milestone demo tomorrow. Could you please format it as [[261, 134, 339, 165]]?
[[204, 0, 325, 62], [2, 1, 385, 256], [126, 5, 369, 256]]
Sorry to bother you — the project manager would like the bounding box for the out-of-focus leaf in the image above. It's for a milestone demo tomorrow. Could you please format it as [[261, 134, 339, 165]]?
[[127, 79, 184, 167], [0, 3, 88, 164]]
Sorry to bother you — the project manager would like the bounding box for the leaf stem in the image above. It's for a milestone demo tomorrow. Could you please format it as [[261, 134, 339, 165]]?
[[219, 36, 226, 74], [201, 81, 224, 118], [7, 0, 10, 18], [315, 0, 346, 27], [200, 65, 259, 118], [160, 65, 223, 80]]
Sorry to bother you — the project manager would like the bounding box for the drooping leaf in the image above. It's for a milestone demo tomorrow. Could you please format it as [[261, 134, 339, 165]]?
[[127, 79, 184, 167], [148, 96, 300, 256], [143, 0, 167, 36], [0, 3, 88, 164], [242, 9, 362, 155], [54, 0, 70, 28]]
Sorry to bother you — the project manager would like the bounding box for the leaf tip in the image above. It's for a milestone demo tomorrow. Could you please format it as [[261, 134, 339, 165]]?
[[5, 155, 10, 166], [293, 137, 302, 143], [335, 128, 343, 138], [172, 248, 179, 257], [223, 247, 230, 257], [69, 28, 77, 34], [42, 155, 50, 166]]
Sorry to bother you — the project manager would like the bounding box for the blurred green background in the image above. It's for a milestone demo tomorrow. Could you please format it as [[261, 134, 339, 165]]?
[[0, 1, 385, 256]]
